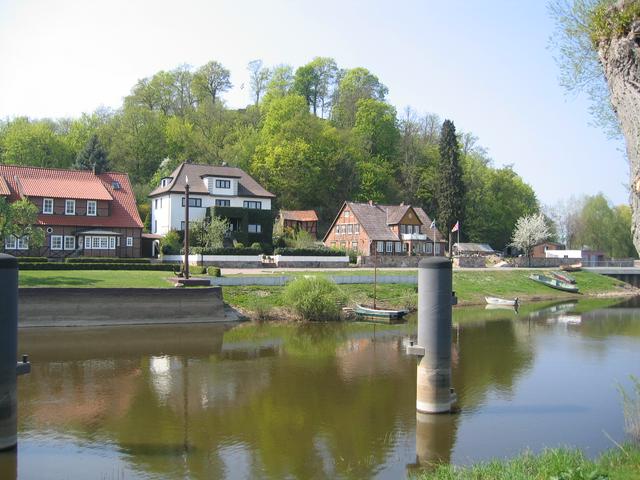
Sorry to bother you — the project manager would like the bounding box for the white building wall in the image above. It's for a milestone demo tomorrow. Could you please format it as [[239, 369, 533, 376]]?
[[151, 195, 172, 235]]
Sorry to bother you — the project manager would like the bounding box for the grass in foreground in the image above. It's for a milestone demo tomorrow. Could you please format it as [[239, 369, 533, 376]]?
[[412, 444, 640, 480], [18, 270, 178, 288]]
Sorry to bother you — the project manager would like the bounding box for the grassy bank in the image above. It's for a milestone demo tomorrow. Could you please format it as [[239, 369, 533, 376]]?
[[223, 270, 633, 316], [18, 270, 179, 288], [412, 444, 640, 480]]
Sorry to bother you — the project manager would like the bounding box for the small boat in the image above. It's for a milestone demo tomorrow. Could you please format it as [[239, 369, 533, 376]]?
[[485, 296, 519, 306], [529, 274, 579, 293], [354, 304, 408, 322], [560, 263, 582, 272], [550, 270, 576, 284]]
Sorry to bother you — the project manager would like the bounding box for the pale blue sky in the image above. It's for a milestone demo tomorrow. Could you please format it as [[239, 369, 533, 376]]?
[[0, 0, 629, 206]]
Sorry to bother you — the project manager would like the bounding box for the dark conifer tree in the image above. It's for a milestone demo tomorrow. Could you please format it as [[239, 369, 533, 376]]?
[[74, 134, 110, 173], [436, 119, 465, 242]]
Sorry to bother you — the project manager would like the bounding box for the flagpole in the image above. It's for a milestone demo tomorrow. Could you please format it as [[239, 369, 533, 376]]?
[[432, 225, 435, 257]]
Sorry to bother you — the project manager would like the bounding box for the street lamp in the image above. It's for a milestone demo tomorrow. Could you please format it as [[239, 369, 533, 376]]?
[[184, 175, 190, 280]]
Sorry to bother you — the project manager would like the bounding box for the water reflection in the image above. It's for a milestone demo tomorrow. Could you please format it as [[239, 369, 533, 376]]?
[[6, 298, 640, 479]]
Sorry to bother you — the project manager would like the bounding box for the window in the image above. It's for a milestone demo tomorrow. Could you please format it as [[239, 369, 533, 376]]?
[[4, 236, 16, 250], [215, 199, 230, 207], [215, 179, 231, 189], [181, 221, 185, 230], [376, 241, 384, 253], [85, 237, 91, 249], [403, 243, 409, 252], [109, 237, 116, 249], [347, 224, 353, 234], [51, 235, 63, 250], [64, 236, 75, 250], [65, 199, 76, 215], [243, 201, 262, 209], [248, 224, 262, 233], [154, 220, 157, 233], [126, 237, 133, 247], [181, 197, 202, 207], [43, 198, 53, 214], [395, 242, 402, 253], [87, 200, 97, 216], [17, 236, 28, 250], [86, 236, 113, 250], [351, 241, 357, 250], [111, 181, 121, 190], [426, 243, 433, 254], [435, 243, 441, 255], [154, 199, 158, 209], [355, 224, 359, 234], [345, 211, 350, 218]]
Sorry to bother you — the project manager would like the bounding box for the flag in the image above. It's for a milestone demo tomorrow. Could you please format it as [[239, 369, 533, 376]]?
[[451, 221, 459, 233], [430, 220, 436, 229]]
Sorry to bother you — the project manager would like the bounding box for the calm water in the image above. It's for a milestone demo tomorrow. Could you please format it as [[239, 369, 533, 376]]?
[[1, 298, 640, 479]]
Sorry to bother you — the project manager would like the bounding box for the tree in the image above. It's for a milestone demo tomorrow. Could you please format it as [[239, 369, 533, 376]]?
[[74, 134, 110, 173], [436, 120, 466, 241], [191, 216, 230, 249], [4, 199, 45, 250], [293, 57, 337, 116], [263, 65, 294, 101], [352, 99, 400, 159], [331, 67, 388, 128], [193, 61, 232, 106], [511, 213, 551, 265], [248, 60, 271, 105], [0, 117, 74, 167], [550, 0, 640, 253]]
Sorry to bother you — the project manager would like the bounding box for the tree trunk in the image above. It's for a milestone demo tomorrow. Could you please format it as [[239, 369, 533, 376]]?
[[597, 4, 640, 253]]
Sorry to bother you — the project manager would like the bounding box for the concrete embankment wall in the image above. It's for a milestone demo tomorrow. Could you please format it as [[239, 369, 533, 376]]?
[[210, 275, 417, 286], [18, 287, 228, 327]]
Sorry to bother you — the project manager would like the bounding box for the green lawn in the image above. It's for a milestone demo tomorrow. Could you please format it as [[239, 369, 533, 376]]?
[[18, 270, 178, 288]]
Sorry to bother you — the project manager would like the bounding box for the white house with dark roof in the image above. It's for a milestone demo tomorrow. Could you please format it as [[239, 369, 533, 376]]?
[[149, 162, 276, 237]]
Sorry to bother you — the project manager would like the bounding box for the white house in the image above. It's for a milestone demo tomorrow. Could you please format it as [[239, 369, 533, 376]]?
[[149, 162, 275, 235]]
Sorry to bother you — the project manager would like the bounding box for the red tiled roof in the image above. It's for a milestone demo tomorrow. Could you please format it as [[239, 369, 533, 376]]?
[[281, 210, 318, 222], [19, 177, 112, 200], [0, 165, 143, 229], [0, 176, 9, 196]]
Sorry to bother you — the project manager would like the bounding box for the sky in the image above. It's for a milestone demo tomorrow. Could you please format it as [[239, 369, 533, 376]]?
[[0, 0, 629, 207]]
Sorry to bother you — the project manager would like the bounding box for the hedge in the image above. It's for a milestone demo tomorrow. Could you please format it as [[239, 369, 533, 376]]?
[[274, 247, 347, 257], [207, 266, 221, 277], [65, 257, 151, 264], [15, 257, 48, 263], [19, 263, 175, 271], [186, 247, 263, 255]]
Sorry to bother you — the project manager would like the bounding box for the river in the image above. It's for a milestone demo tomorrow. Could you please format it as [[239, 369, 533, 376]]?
[[1, 297, 639, 479]]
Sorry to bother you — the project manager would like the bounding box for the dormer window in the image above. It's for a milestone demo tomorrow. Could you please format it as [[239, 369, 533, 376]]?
[[160, 177, 172, 187], [112, 181, 121, 190], [215, 179, 231, 189], [43, 198, 53, 214], [65, 199, 76, 215]]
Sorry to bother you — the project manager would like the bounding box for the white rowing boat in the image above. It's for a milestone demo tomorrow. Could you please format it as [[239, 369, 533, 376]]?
[[485, 296, 519, 306]]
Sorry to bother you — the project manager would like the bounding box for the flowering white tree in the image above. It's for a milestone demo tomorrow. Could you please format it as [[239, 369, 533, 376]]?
[[510, 213, 550, 265]]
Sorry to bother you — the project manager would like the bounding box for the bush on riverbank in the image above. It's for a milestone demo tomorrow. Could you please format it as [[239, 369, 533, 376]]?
[[412, 444, 640, 480], [283, 277, 347, 321]]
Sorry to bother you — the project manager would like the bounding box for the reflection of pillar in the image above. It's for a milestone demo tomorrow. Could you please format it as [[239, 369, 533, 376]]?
[[415, 412, 455, 465], [0, 450, 17, 480], [0, 255, 18, 450]]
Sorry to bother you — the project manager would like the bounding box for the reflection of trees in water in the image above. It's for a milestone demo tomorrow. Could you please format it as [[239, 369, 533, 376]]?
[[453, 319, 535, 406]]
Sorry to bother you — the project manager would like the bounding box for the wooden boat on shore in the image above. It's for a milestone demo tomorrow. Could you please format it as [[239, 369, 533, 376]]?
[[550, 270, 576, 284], [529, 274, 579, 293], [353, 304, 409, 322], [485, 296, 519, 306]]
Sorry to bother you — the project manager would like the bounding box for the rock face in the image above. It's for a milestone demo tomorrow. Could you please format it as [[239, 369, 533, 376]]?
[[597, 1, 640, 252]]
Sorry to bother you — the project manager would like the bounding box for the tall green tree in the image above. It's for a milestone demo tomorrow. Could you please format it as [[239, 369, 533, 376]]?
[[331, 67, 388, 128], [248, 59, 271, 105], [352, 99, 399, 160], [293, 57, 337, 117], [4, 198, 45, 249], [193, 61, 232, 106], [0, 117, 74, 167], [436, 120, 466, 238], [74, 134, 110, 173]]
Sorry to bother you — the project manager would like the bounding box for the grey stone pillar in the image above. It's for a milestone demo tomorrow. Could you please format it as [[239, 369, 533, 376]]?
[[0, 254, 18, 450]]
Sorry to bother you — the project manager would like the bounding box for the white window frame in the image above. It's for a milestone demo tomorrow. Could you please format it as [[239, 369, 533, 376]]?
[[426, 243, 433, 254], [345, 211, 350, 218], [347, 224, 353, 234], [65, 199, 76, 215], [395, 242, 402, 253], [126, 236, 133, 247], [4, 236, 16, 250], [85, 236, 91, 249], [351, 241, 357, 250], [355, 224, 359, 234], [376, 241, 384, 253], [87, 200, 97, 216], [386, 242, 393, 253], [435, 243, 441, 255], [215, 179, 231, 189], [51, 235, 63, 250], [109, 237, 116, 249], [64, 236, 75, 250], [43, 198, 54, 215]]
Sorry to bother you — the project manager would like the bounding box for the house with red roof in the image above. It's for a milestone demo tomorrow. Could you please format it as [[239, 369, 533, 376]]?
[[276, 210, 319, 238], [0, 165, 143, 258]]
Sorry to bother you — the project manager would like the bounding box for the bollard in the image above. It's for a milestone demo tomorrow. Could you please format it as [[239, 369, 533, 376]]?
[[407, 257, 456, 413], [0, 254, 18, 450]]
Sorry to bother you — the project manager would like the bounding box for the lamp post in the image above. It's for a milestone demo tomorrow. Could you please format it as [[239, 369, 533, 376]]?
[[184, 176, 190, 280]]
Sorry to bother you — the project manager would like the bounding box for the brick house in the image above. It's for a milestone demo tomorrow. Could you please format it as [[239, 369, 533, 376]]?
[[532, 241, 565, 258], [323, 201, 447, 256], [276, 210, 319, 238], [0, 165, 143, 258]]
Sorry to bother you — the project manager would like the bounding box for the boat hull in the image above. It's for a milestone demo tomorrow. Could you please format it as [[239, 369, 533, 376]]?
[[353, 304, 408, 323], [529, 274, 579, 293], [485, 296, 518, 306]]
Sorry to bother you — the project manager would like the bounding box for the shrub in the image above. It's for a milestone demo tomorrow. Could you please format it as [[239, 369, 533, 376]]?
[[16, 257, 48, 263], [285, 230, 316, 249], [234, 241, 244, 248], [65, 257, 151, 264], [283, 277, 347, 321], [346, 249, 358, 264], [19, 263, 174, 271], [207, 266, 221, 277], [189, 265, 206, 275], [250, 242, 262, 250], [274, 247, 347, 257], [160, 230, 182, 255]]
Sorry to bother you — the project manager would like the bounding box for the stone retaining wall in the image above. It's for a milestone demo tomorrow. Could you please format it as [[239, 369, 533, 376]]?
[[358, 255, 439, 267], [18, 287, 228, 327], [274, 255, 350, 268], [455, 256, 486, 268]]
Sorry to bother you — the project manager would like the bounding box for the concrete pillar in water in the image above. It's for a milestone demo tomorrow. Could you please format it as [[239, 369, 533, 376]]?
[[407, 257, 456, 413], [0, 254, 18, 450]]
